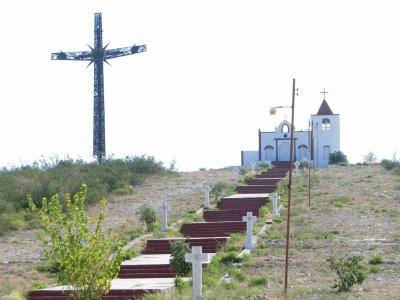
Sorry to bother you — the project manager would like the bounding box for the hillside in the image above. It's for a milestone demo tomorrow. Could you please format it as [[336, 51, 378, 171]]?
[[1, 164, 400, 299], [0, 168, 234, 299]]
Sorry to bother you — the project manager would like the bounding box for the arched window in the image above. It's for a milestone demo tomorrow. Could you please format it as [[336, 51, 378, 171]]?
[[322, 118, 331, 130], [264, 146, 274, 161], [282, 124, 289, 133], [298, 145, 308, 161], [323, 145, 331, 161]]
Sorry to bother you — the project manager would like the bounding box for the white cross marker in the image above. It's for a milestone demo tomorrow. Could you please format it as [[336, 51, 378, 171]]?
[[185, 246, 210, 299], [160, 202, 170, 232], [271, 192, 280, 218], [242, 212, 257, 249], [233, 168, 239, 185], [294, 161, 300, 177], [202, 184, 211, 208], [251, 160, 257, 175]]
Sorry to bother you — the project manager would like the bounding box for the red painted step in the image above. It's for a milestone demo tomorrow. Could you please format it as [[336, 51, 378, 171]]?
[[118, 264, 177, 279], [27, 288, 158, 300], [235, 185, 276, 193], [142, 237, 228, 254], [203, 209, 260, 222], [219, 198, 267, 210], [181, 221, 246, 237], [245, 178, 282, 185]]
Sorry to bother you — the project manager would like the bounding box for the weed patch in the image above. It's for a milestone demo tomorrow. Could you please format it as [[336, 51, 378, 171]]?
[[329, 196, 352, 207]]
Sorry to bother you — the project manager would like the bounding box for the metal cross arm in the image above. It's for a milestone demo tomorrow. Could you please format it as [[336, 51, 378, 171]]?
[[51, 45, 146, 61], [51, 51, 92, 61], [104, 44, 146, 60]]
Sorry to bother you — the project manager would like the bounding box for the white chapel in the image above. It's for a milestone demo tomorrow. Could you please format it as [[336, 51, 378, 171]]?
[[241, 95, 340, 168]]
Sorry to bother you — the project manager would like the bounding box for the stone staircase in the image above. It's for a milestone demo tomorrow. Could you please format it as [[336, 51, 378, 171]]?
[[27, 166, 288, 299]]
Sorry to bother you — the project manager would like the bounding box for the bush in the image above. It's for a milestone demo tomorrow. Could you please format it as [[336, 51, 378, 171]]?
[[368, 255, 384, 265], [381, 159, 399, 171], [0, 213, 25, 236], [328, 255, 367, 292], [329, 151, 348, 165], [219, 252, 242, 265], [211, 182, 227, 201], [169, 240, 191, 276], [363, 152, 377, 164], [0, 155, 168, 223], [121, 248, 138, 260], [137, 204, 157, 231], [248, 276, 268, 286], [28, 185, 124, 300], [174, 276, 190, 293]]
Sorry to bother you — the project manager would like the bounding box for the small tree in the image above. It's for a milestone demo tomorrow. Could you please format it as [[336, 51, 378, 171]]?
[[137, 204, 157, 231], [328, 254, 367, 292], [329, 151, 348, 165], [238, 167, 247, 177], [363, 151, 377, 164], [211, 182, 227, 202], [28, 184, 124, 300], [169, 240, 191, 276]]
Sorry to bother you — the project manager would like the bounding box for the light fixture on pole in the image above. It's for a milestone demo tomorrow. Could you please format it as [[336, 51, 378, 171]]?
[[269, 78, 297, 294]]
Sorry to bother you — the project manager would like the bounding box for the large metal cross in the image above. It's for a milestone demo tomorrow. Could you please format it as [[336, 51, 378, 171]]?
[[51, 12, 146, 162]]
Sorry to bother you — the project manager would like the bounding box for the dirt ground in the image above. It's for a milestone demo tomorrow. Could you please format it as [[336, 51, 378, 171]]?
[[0, 169, 233, 299], [1, 165, 399, 299], [242, 164, 400, 299]]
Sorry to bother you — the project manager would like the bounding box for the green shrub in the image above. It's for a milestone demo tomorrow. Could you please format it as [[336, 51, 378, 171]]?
[[248, 276, 268, 286], [0, 213, 25, 236], [368, 255, 384, 265], [169, 240, 191, 276], [174, 276, 190, 293], [259, 206, 269, 217], [211, 182, 227, 201], [272, 216, 282, 222], [112, 186, 134, 195], [219, 252, 242, 265], [381, 158, 399, 171], [329, 151, 348, 165], [137, 204, 157, 231], [121, 248, 138, 260], [0, 155, 167, 226], [370, 266, 380, 273], [28, 185, 124, 300], [328, 255, 367, 292]]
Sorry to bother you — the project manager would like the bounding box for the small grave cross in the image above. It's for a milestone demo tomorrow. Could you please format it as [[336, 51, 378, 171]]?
[[160, 202, 170, 232], [185, 246, 210, 299], [242, 212, 257, 249], [251, 160, 257, 175], [294, 161, 300, 177], [233, 168, 239, 185], [202, 184, 211, 208], [272, 192, 280, 218]]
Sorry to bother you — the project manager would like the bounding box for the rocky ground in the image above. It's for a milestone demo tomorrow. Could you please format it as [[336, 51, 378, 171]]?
[[241, 164, 400, 299], [0, 169, 233, 299], [1, 165, 400, 299]]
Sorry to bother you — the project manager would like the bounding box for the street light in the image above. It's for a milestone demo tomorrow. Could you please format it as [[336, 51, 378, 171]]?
[[269, 106, 291, 115], [269, 78, 297, 294]]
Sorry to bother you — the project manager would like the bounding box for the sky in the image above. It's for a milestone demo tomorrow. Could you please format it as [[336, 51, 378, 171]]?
[[1, 0, 399, 172]]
